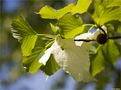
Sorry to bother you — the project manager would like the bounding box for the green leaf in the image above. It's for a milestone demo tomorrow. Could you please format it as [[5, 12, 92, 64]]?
[[90, 37, 120, 77], [50, 23, 57, 33], [38, 3, 74, 19], [99, 8, 121, 25], [101, 0, 121, 8], [94, 0, 121, 8], [41, 54, 60, 75], [65, 25, 85, 38], [23, 38, 51, 74], [92, 0, 121, 25], [108, 40, 120, 64], [23, 52, 43, 74], [90, 50, 105, 76], [103, 40, 120, 65], [117, 25, 121, 34], [29, 59, 43, 74], [107, 1, 121, 7], [71, 0, 92, 14], [21, 35, 38, 56], [116, 26, 121, 45], [11, 16, 37, 41], [57, 13, 84, 38]]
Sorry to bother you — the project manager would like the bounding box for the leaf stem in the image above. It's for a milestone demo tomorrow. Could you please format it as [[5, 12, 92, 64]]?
[[37, 34, 54, 38], [83, 24, 95, 27]]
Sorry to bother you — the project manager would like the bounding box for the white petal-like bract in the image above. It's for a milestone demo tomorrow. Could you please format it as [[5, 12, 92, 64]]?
[[38, 44, 54, 65], [38, 26, 108, 82], [52, 37, 92, 82], [75, 32, 92, 46]]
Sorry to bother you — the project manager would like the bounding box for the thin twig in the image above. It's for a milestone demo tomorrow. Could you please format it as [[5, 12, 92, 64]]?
[[108, 36, 121, 39], [97, 25, 107, 36], [74, 39, 96, 42]]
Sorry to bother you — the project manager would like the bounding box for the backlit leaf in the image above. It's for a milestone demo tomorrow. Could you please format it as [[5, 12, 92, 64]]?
[[21, 35, 38, 56], [92, 0, 121, 25], [11, 16, 37, 42], [65, 25, 85, 38], [23, 38, 51, 74], [71, 0, 92, 14], [38, 4, 74, 19], [107, 1, 121, 7], [50, 23, 57, 33], [29, 59, 43, 74], [57, 13, 84, 38]]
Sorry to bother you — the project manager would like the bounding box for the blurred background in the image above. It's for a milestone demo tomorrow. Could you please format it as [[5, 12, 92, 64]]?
[[0, 0, 121, 90]]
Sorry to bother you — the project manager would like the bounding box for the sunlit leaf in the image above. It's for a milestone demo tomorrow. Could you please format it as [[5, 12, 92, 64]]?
[[71, 0, 92, 14], [92, 0, 121, 25], [38, 4, 74, 19], [100, 8, 121, 25], [65, 25, 85, 38], [23, 38, 51, 74], [95, 0, 121, 8], [11, 16, 37, 42], [57, 13, 84, 38], [21, 35, 38, 56], [29, 59, 43, 74], [107, 1, 121, 7], [50, 23, 57, 33]]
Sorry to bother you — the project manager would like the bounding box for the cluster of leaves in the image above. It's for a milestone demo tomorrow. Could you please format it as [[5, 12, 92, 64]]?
[[11, 0, 121, 83]]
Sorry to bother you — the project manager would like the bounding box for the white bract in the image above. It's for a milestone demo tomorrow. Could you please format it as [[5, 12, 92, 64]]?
[[52, 37, 92, 82], [38, 28, 104, 82]]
